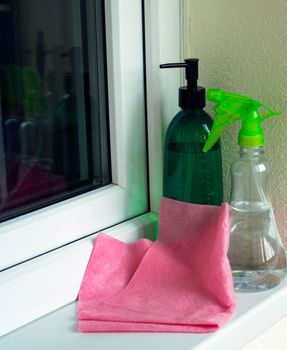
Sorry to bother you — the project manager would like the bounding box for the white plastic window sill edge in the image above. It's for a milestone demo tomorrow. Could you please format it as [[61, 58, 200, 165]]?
[[0, 212, 158, 337], [1, 269, 287, 350]]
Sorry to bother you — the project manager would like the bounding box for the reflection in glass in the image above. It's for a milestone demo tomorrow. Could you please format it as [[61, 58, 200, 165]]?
[[0, 0, 110, 221]]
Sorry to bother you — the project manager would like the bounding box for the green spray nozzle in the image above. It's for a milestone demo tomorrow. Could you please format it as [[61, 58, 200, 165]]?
[[203, 89, 280, 152]]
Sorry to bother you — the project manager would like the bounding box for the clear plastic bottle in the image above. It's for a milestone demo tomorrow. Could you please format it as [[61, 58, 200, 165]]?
[[229, 147, 287, 292], [203, 88, 287, 292]]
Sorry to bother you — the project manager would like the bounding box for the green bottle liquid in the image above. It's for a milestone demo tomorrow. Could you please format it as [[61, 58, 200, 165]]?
[[160, 59, 223, 205]]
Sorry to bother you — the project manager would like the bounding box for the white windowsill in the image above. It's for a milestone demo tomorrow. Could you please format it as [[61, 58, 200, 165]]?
[[1, 237, 287, 349], [1, 281, 287, 350]]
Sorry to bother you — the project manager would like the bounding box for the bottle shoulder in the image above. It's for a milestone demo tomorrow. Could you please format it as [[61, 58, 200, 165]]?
[[165, 109, 215, 143], [231, 154, 269, 174], [171, 109, 213, 124]]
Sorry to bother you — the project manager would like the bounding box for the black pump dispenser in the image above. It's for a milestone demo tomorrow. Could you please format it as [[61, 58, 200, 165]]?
[[160, 57, 223, 206], [160, 58, 205, 110]]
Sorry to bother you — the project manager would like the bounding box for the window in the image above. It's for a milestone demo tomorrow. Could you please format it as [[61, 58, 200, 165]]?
[[0, 0, 182, 337], [0, 0, 110, 222], [0, 0, 148, 271]]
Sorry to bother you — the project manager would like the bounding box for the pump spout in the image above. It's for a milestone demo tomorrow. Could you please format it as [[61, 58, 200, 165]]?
[[203, 89, 279, 152], [159, 58, 199, 89], [159, 58, 206, 110]]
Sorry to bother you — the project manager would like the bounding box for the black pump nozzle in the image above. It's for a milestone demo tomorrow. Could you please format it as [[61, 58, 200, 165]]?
[[160, 58, 199, 89], [160, 58, 205, 110]]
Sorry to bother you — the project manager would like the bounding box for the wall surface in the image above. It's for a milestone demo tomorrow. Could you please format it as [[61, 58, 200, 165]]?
[[182, 1, 287, 348], [183, 0, 287, 246]]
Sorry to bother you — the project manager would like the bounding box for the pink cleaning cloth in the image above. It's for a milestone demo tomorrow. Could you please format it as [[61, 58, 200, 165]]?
[[78, 197, 235, 333]]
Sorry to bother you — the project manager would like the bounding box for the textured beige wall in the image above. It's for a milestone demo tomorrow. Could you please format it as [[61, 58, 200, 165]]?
[[183, 0, 287, 245]]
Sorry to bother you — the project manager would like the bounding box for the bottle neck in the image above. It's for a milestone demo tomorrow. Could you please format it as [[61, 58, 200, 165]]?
[[239, 146, 264, 158]]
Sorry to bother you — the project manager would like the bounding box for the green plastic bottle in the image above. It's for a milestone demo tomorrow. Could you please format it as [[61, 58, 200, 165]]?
[[160, 58, 223, 205]]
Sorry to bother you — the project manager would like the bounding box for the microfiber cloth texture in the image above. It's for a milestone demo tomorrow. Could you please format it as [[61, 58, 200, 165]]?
[[78, 197, 235, 333]]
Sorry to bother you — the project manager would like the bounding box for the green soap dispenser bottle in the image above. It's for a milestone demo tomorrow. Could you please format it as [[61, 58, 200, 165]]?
[[160, 58, 223, 205]]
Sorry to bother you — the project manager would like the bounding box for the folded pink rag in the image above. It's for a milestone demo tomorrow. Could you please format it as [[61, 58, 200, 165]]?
[[78, 197, 235, 333]]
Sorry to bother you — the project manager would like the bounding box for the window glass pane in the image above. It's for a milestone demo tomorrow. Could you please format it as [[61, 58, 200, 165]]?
[[0, 0, 111, 221]]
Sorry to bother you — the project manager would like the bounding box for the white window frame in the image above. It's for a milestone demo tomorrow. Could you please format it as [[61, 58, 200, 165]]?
[[0, 0, 148, 271], [0, 0, 182, 337]]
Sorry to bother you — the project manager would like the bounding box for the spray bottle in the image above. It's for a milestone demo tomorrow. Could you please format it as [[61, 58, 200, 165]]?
[[203, 89, 287, 292]]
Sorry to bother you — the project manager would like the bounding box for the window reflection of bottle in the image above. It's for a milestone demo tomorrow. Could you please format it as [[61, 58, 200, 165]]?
[[53, 73, 80, 184]]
